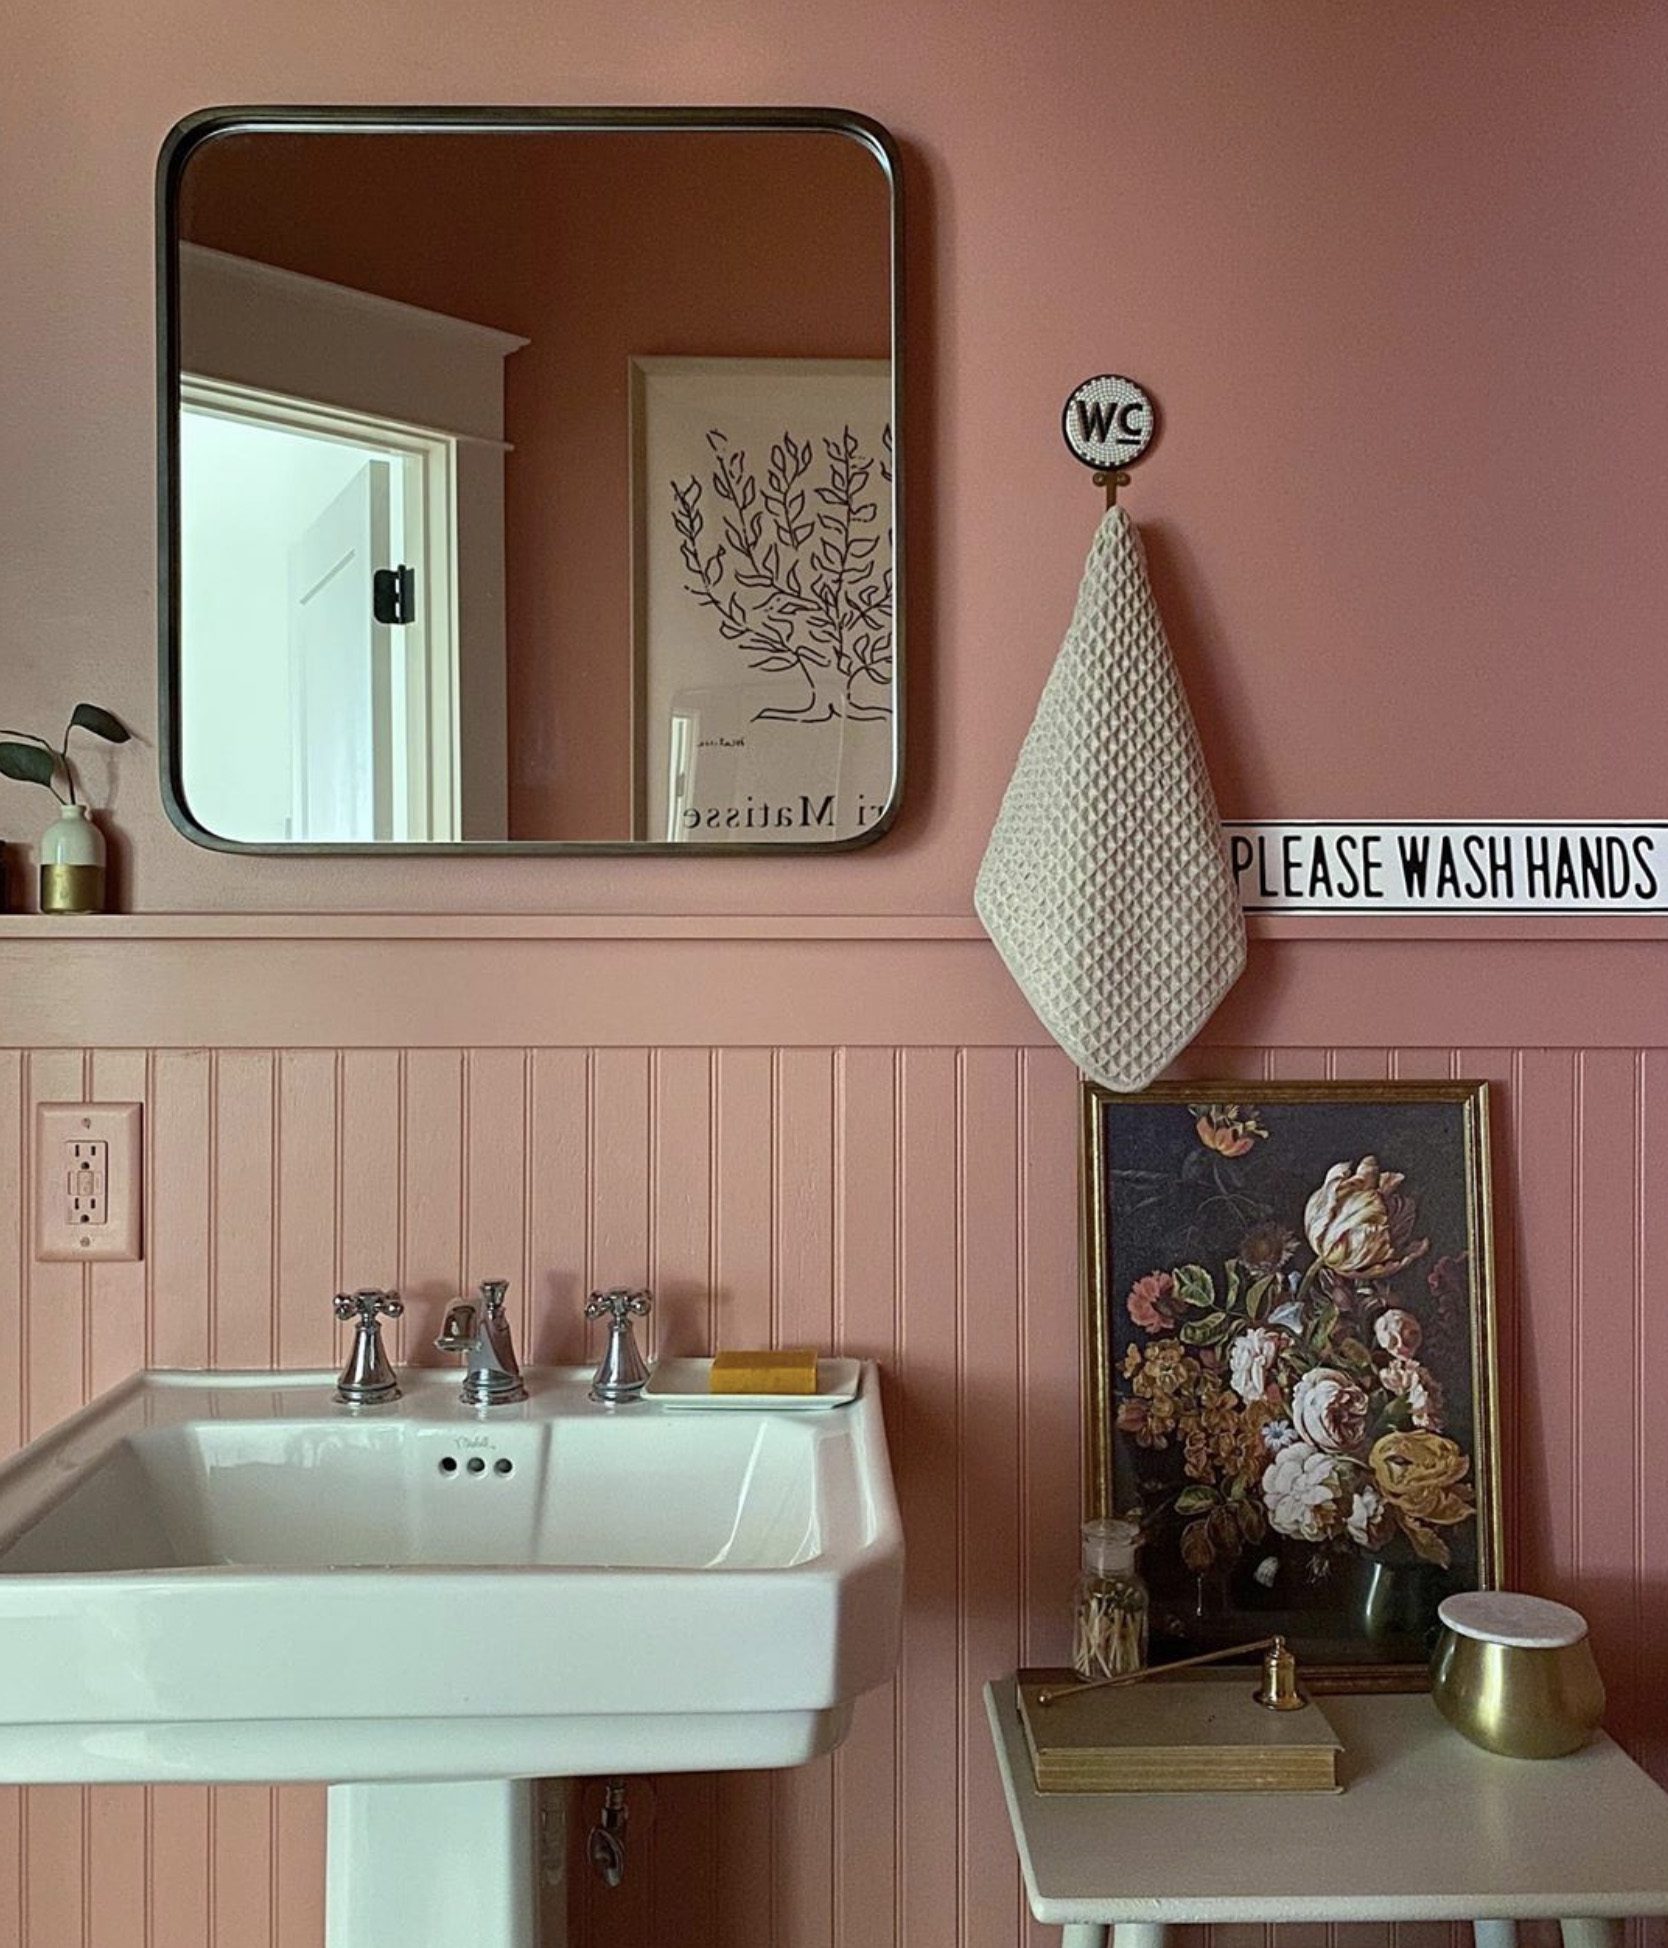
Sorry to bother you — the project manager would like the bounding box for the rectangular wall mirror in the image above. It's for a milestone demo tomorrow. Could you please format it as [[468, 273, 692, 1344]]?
[[157, 108, 902, 853]]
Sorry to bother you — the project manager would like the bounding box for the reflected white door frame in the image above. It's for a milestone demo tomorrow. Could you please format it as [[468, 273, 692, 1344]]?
[[183, 377, 459, 842]]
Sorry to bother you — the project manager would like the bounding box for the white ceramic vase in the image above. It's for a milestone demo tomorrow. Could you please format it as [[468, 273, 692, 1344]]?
[[39, 804, 106, 914]]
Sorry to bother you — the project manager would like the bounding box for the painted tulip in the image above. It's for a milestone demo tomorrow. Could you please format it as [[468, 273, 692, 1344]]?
[[1304, 1157, 1429, 1284]]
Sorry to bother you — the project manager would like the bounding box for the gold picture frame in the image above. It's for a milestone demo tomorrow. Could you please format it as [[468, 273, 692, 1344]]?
[[1082, 1079, 1502, 1692]]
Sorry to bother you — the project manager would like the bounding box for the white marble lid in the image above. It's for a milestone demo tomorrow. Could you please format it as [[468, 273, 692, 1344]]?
[[1438, 1590, 1588, 1649]]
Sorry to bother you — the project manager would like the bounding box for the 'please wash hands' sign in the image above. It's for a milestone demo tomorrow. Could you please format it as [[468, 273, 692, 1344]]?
[[1224, 822, 1668, 914]]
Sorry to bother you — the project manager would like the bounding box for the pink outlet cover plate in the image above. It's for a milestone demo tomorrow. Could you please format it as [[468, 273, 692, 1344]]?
[[34, 1102, 143, 1263]]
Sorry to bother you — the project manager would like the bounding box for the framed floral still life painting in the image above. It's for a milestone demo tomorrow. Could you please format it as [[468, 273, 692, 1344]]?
[[1083, 1080, 1501, 1690]]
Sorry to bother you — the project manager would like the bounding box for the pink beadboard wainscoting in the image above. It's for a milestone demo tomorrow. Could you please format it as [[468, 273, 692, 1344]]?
[[0, 922, 1664, 1948]]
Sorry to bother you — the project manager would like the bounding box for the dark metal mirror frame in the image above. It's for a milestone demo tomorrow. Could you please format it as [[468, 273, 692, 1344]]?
[[155, 104, 905, 856]]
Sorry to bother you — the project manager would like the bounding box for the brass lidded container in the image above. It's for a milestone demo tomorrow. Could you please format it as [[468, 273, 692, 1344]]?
[[1430, 1592, 1604, 1759]]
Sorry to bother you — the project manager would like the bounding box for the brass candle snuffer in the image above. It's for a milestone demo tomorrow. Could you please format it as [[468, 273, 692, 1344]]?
[[1036, 1634, 1308, 1713]]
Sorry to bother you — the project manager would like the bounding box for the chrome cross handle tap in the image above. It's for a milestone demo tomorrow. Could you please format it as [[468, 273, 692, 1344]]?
[[333, 1289, 404, 1407], [436, 1278, 528, 1407], [585, 1289, 652, 1404]]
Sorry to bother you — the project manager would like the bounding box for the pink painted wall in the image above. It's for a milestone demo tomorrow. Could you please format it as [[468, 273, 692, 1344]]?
[[6, 2, 1666, 905], [4, 2, 1668, 1946], [179, 131, 889, 840]]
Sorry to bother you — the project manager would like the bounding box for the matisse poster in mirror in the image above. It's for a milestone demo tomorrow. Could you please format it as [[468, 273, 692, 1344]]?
[[632, 356, 895, 845]]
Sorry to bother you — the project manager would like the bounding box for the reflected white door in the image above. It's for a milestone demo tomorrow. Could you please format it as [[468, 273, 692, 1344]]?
[[289, 460, 393, 842]]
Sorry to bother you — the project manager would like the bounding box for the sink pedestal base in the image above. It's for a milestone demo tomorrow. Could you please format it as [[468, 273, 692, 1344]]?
[[327, 1778, 557, 1948]]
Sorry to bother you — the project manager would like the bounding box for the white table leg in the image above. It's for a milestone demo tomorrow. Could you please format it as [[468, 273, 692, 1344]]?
[[1112, 1926, 1166, 1948], [1059, 1928, 1108, 1948], [1560, 1922, 1623, 1948], [1474, 1922, 1520, 1948]]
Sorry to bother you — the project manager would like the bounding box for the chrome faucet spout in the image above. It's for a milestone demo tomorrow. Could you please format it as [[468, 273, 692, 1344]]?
[[435, 1301, 477, 1351], [434, 1279, 527, 1407]]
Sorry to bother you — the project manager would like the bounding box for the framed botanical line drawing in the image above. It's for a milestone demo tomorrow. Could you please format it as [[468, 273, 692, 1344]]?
[[1083, 1079, 1502, 1690], [630, 356, 895, 845]]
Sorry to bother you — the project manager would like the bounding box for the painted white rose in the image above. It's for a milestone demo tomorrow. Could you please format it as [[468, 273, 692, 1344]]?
[[1374, 1308, 1423, 1359], [1262, 1441, 1355, 1543], [1347, 1481, 1393, 1549], [1290, 1366, 1370, 1453], [1227, 1325, 1284, 1405], [1382, 1355, 1445, 1432]]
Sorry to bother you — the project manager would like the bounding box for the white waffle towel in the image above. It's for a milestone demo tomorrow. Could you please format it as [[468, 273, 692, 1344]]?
[[975, 508, 1246, 1090]]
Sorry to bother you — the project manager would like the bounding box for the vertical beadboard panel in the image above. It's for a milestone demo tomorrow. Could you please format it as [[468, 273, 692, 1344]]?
[[21, 1788, 82, 1948], [271, 1788, 325, 1948], [85, 1785, 144, 1948], [211, 1786, 273, 1948], [1016, 1047, 1080, 1948], [1513, 1051, 1579, 1600], [1639, 1052, 1668, 1792], [897, 1047, 960, 1948], [336, 1052, 402, 1310], [148, 1784, 210, 1948], [957, 1049, 1024, 1948], [526, 1050, 591, 1365], [399, 1048, 464, 1365], [773, 1049, 836, 1948], [647, 1048, 713, 1360], [832, 1047, 900, 1948], [212, 1051, 276, 1367], [23, 1049, 88, 1440], [15, 1067, 84, 1948], [575, 1047, 656, 1948], [2, 1032, 1666, 1948], [1573, 1051, 1641, 1709], [463, 1048, 532, 1347], [588, 1048, 651, 1309], [273, 1052, 337, 1370], [149, 1050, 212, 1370], [709, 1046, 777, 1948]]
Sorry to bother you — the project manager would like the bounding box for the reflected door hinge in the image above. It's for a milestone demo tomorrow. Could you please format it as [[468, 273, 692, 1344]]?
[[372, 565, 416, 625]]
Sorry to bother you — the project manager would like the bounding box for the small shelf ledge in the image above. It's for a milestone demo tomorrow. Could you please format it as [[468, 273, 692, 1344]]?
[[0, 912, 1664, 943]]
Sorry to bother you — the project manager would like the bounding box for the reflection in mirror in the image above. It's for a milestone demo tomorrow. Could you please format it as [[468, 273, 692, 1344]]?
[[162, 114, 900, 851]]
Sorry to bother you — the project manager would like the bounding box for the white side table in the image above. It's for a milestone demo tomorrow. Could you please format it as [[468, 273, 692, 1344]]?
[[986, 1680, 1668, 1948]]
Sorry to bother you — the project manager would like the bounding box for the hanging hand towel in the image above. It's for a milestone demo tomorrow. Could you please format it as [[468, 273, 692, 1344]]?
[[974, 507, 1245, 1091]]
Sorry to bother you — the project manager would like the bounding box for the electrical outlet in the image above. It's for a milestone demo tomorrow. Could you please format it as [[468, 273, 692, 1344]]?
[[68, 1138, 108, 1225], [35, 1103, 142, 1263]]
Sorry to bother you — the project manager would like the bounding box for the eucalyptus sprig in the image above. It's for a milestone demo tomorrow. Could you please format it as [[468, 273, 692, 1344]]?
[[0, 704, 130, 808]]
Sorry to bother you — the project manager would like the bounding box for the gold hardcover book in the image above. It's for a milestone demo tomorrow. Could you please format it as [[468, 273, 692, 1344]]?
[[1015, 1669, 1343, 1793]]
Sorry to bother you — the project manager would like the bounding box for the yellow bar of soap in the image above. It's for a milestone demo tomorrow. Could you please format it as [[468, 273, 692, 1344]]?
[[709, 1348, 820, 1395]]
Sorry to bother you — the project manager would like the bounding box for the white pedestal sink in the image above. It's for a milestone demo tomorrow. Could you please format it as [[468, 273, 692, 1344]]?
[[0, 1365, 902, 1946]]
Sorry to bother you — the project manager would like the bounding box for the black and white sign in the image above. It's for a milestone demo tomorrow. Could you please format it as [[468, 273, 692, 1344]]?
[[1061, 374, 1155, 472], [1224, 821, 1668, 914]]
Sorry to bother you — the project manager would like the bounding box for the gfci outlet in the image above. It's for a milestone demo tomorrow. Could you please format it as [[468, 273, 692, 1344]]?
[[35, 1103, 143, 1263]]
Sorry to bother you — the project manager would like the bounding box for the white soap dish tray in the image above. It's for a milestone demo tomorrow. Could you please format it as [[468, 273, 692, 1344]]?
[[644, 1357, 861, 1410]]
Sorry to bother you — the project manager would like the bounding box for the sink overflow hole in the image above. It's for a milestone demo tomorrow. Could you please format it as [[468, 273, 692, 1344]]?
[[437, 1456, 513, 1477]]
